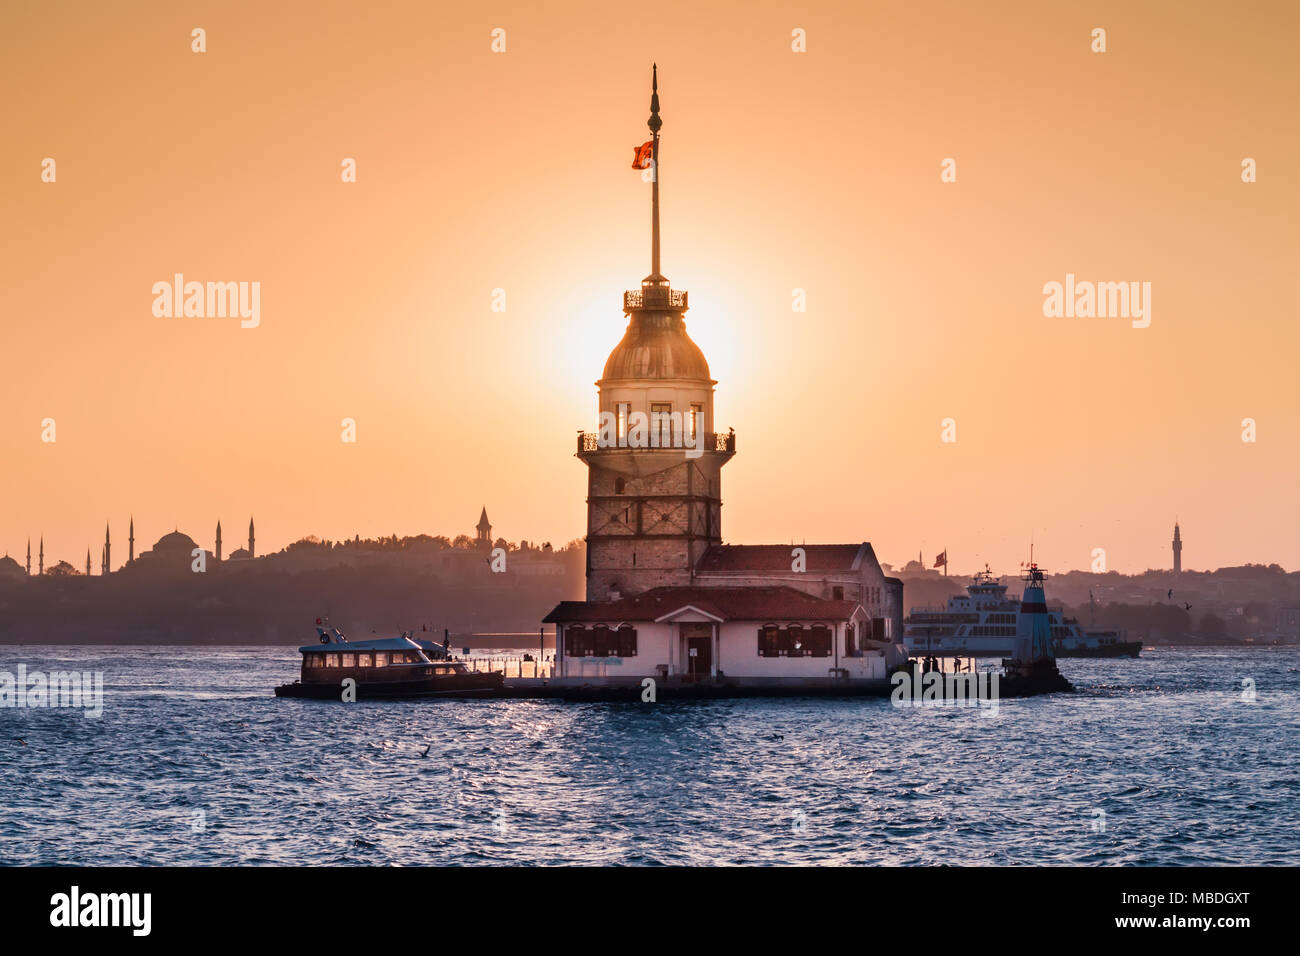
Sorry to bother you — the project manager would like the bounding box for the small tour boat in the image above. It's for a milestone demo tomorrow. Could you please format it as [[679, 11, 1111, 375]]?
[[274, 620, 503, 700]]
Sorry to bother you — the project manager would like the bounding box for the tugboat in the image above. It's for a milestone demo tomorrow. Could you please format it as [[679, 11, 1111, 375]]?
[[274, 619, 504, 700], [999, 565, 1073, 696]]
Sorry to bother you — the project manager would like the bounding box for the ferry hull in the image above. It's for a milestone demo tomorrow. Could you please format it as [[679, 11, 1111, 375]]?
[[1056, 640, 1142, 659]]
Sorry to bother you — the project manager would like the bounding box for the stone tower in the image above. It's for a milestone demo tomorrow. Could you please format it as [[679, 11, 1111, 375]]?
[[1172, 521, 1182, 576], [577, 66, 735, 602], [476, 507, 492, 548]]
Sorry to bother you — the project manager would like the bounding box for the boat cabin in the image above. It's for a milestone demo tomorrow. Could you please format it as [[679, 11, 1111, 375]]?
[[297, 631, 465, 685]]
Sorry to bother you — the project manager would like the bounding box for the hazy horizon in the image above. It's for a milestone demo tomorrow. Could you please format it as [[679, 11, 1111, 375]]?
[[4, 1, 1297, 575]]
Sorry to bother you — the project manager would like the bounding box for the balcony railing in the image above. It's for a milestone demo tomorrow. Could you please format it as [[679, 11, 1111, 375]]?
[[578, 430, 735, 454], [624, 288, 688, 311]]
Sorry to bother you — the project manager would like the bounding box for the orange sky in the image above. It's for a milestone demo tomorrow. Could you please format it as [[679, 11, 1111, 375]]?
[[2, 0, 1297, 575]]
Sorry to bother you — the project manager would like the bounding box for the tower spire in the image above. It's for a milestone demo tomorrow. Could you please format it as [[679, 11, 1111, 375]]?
[[645, 63, 666, 288]]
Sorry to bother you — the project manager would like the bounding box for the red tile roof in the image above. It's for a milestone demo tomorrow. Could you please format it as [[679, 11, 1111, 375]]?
[[695, 543, 868, 573], [543, 586, 861, 624]]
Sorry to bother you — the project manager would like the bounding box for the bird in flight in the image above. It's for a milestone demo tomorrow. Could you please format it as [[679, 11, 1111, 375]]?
[[1184, 603, 1193, 611], [1167, 589, 1173, 600]]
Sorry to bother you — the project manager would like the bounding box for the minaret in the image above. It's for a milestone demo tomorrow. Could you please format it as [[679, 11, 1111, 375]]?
[[38, 537, 44, 576], [215, 520, 222, 562], [26, 538, 30, 575], [102, 523, 111, 574], [128, 516, 135, 563], [577, 66, 735, 601], [1172, 521, 1182, 577], [476, 507, 492, 548], [86, 549, 92, 576], [248, 517, 255, 559]]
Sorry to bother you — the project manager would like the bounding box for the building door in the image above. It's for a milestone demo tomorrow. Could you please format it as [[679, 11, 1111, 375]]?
[[687, 637, 712, 680], [680, 623, 713, 681]]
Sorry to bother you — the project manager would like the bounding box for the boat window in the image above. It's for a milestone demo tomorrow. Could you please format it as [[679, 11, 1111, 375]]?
[[357, 653, 373, 667], [390, 652, 406, 664], [435, 666, 451, 675], [373, 653, 388, 667], [305, 654, 323, 669], [341, 654, 355, 667], [325, 654, 340, 668]]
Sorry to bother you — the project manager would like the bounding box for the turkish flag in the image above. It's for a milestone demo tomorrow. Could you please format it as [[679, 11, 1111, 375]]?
[[632, 141, 654, 169], [933, 551, 947, 568]]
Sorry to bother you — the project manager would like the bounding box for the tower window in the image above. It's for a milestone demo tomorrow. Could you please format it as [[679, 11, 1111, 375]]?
[[615, 477, 625, 495], [690, 403, 703, 440], [616, 403, 629, 446], [650, 403, 672, 447]]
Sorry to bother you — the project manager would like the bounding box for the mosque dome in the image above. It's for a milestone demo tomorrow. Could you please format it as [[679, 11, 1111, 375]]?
[[600, 313, 712, 383], [152, 530, 199, 555], [0, 555, 24, 579]]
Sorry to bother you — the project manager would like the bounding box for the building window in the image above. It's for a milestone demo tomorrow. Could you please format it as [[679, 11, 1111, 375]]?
[[832, 586, 844, 600], [757, 623, 832, 658], [564, 624, 637, 657], [690, 404, 703, 441], [845, 623, 856, 657], [650, 402, 672, 447], [615, 477, 626, 495]]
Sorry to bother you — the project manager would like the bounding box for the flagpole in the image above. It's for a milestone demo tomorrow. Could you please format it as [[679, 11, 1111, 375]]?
[[648, 63, 663, 283]]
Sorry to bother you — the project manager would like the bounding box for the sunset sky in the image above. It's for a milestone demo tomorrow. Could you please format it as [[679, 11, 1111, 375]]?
[[2, 0, 1297, 575]]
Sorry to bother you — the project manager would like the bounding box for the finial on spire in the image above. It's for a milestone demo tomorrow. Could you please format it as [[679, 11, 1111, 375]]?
[[648, 63, 661, 134]]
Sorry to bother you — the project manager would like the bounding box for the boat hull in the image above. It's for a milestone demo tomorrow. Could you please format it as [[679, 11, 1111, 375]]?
[[275, 672, 503, 700]]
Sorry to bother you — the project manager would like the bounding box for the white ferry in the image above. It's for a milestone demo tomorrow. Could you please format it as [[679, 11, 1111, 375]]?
[[904, 569, 1141, 658]]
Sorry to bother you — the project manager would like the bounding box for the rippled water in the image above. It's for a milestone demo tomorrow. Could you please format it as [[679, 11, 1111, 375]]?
[[1, 645, 1297, 865]]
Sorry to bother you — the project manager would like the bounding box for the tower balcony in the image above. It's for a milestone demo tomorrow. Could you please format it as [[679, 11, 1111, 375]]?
[[624, 288, 688, 312], [578, 430, 735, 456]]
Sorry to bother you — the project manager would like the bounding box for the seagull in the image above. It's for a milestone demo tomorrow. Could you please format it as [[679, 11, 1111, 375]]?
[[1184, 603, 1193, 611], [1167, 589, 1173, 600], [419, 744, 431, 758]]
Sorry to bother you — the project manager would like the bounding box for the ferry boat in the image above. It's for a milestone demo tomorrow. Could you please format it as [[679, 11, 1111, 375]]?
[[904, 568, 1141, 658], [274, 620, 504, 700]]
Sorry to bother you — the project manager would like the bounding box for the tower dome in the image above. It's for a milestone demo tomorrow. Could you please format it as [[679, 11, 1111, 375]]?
[[600, 310, 711, 384]]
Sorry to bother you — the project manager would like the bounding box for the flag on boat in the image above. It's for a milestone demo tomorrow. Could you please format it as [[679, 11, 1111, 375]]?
[[632, 140, 654, 169]]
